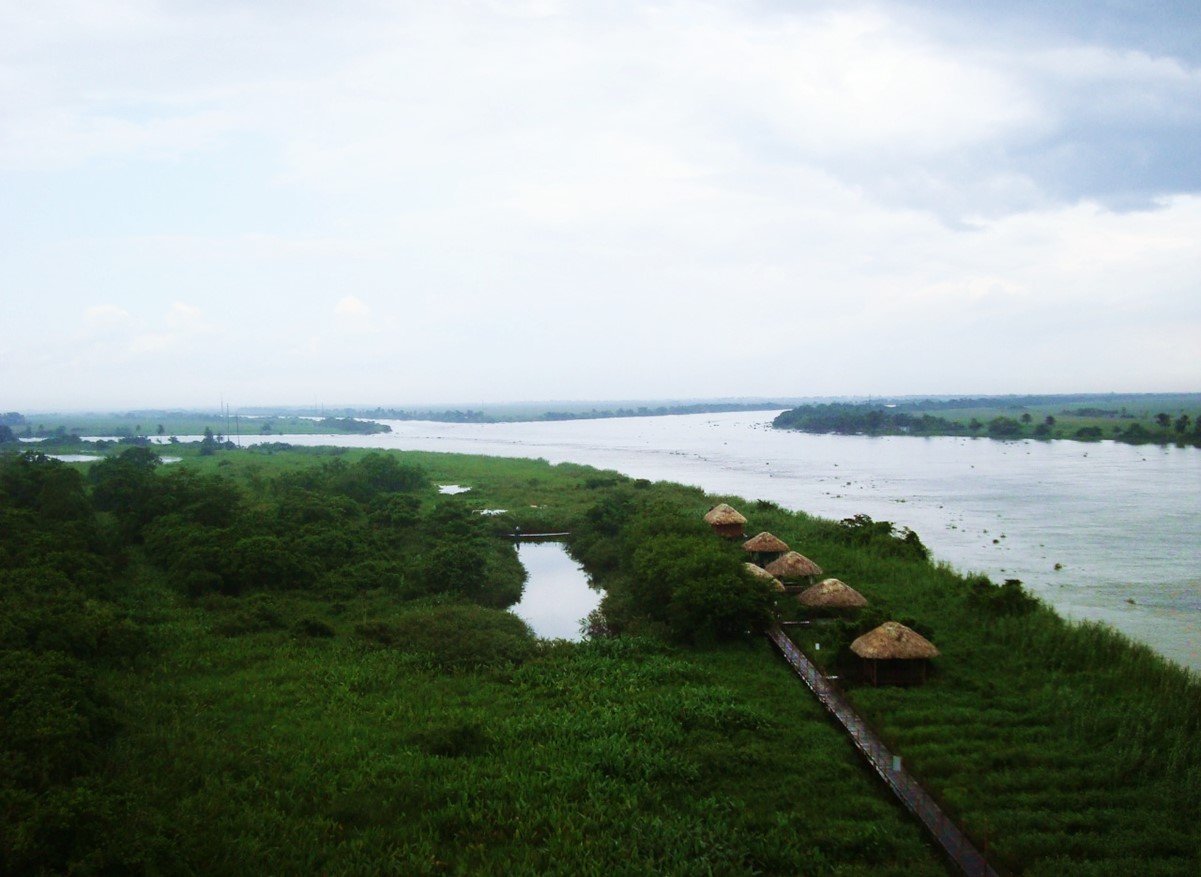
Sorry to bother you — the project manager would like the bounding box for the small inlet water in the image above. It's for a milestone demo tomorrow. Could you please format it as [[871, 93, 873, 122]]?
[[512, 542, 601, 641]]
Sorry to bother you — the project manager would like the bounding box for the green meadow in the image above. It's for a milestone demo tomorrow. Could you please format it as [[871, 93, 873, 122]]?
[[2, 441, 1198, 874]]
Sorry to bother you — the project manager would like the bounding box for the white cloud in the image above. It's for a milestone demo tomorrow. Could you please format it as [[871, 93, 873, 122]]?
[[166, 301, 204, 328], [0, 2, 1198, 407], [84, 303, 131, 323], [334, 296, 369, 317], [127, 332, 175, 355]]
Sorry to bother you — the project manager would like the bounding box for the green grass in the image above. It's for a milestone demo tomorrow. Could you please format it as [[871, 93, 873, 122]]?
[[719, 501, 1201, 876], [96, 582, 947, 875]]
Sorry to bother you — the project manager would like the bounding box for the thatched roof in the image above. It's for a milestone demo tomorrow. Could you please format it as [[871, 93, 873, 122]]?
[[850, 622, 940, 660], [704, 503, 747, 526], [744, 562, 785, 591], [797, 578, 868, 609], [742, 531, 789, 553], [765, 551, 823, 579]]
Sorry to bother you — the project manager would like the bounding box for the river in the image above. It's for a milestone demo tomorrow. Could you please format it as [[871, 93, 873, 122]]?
[[152, 411, 1200, 671]]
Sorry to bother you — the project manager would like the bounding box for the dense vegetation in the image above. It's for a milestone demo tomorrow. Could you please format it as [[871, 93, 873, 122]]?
[[773, 394, 1201, 447], [0, 446, 945, 874], [3, 440, 1198, 874]]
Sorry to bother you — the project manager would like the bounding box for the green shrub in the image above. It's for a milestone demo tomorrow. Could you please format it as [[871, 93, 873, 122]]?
[[0, 651, 115, 792], [295, 617, 335, 638], [355, 604, 536, 669]]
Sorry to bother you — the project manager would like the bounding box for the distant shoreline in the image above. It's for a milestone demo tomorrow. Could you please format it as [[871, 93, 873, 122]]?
[[772, 393, 1201, 448]]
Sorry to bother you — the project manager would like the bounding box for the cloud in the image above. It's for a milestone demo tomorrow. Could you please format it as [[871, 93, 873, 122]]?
[[126, 332, 175, 355], [4, 2, 1197, 217], [334, 296, 369, 317], [166, 301, 204, 328], [1, 2, 1199, 407], [84, 304, 131, 323]]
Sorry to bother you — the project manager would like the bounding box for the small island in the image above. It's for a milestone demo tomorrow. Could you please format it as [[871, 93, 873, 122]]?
[[772, 392, 1201, 447]]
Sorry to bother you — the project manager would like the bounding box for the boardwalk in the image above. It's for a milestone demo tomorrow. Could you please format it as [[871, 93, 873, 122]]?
[[766, 626, 999, 877]]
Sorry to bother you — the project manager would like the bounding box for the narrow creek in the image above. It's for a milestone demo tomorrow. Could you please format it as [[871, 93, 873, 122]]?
[[511, 541, 601, 641]]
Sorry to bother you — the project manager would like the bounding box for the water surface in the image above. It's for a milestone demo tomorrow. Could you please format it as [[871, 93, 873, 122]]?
[[511, 542, 599, 640]]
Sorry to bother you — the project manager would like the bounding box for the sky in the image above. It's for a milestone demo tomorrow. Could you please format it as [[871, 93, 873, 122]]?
[[2, 0, 1199, 411]]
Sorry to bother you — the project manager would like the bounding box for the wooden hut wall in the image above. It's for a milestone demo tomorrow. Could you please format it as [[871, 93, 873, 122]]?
[[861, 658, 929, 687]]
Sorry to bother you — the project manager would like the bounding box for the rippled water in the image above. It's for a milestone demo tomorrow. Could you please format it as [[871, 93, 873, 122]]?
[[152, 412, 1200, 670]]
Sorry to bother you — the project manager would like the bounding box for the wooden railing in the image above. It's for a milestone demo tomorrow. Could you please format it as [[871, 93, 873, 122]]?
[[765, 625, 999, 877]]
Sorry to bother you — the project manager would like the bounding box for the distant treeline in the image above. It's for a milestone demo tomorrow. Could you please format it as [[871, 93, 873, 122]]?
[[0, 412, 390, 439], [774, 401, 1201, 446], [351, 402, 783, 423], [312, 416, 391, 434], [857, 392, 1201, 413]]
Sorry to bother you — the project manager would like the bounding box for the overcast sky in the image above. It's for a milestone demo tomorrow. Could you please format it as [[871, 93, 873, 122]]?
[[3, 0, 1199, 411]]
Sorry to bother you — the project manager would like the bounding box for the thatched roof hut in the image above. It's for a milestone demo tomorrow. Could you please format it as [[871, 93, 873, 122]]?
[[744, 562, 786, 592], [797, 578, 867, 610], [743, 531, 790, 565], [704, 503, 747, 538], [765, 551, 823, 582], [850, 622, 939, 686], [743, 531, 788, 553]]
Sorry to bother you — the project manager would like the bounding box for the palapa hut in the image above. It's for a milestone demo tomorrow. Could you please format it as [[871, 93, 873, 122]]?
[[742, 531, 790, 566], [797, 578, 867, 612], [744, 562, 786, 593], [704, 503, 747, 538], [850, 621, 940, 686], [765, 550, 823, 586]]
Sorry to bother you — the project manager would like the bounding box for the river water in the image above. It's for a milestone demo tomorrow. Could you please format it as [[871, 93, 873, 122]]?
[[511, 542, 600, 641], [152, 412, 1200, 671]]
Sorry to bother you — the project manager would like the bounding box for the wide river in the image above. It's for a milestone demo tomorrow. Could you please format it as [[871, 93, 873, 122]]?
[[167, 411, 1200, 671]]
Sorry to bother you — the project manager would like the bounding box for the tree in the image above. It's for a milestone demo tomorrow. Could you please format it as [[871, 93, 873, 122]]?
[[199, 427, 217, 456], [0, 424, 15, 444], [1174, 414, 1191, 434], [1155, 413, 1171, 430], [156, 424, 165, 436], [1020, 413, 1032, 424], [88, 447, 163, 536], [987, 416, 1023, 438], [1044, 415, 1056, 427]]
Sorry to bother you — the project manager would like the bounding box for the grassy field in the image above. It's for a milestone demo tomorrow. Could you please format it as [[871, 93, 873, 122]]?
[[98, 598, 947, 875], [726, 502, 1200, 876], [926, 397, 1197, 438], [6, 440, 1199, 874]]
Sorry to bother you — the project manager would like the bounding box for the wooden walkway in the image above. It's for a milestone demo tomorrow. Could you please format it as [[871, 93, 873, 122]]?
[[766, 626, 999, 877]]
